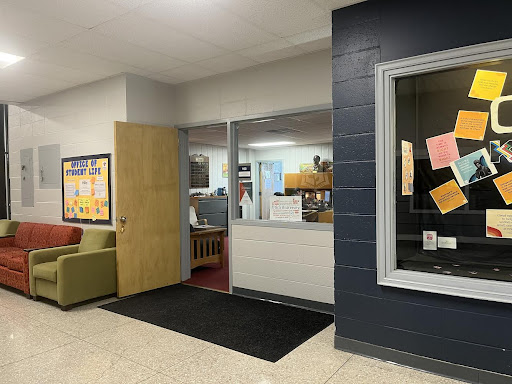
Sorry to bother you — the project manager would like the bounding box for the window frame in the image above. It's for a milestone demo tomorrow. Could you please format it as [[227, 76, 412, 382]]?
[[376, 38, 512, 303]]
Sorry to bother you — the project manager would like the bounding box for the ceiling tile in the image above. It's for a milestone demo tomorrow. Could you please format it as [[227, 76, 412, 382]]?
[[237, 39, 307, 63], [286, 26, 332, 52], [197, 53, 258, 74], [161, 64, 218, 83], [106, 0, 155, 10], [31, 45, 138, 76], [93, 13, 227, 63], [2, 0, 129, 29], [2, 59, 106, 85], [0, 3, 85, 44], [0, 31, 48, 57], [62, 31, 187, 73], [136, 0, 276, 50], [215, 0, 329, 37]]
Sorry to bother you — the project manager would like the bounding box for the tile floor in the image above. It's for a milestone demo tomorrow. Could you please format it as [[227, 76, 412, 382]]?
[[0, 286, 464, 384]]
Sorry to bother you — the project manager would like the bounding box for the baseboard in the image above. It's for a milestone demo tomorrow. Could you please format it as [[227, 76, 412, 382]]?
[[335, 335, 512, 384], [232, 287, 334, 314]]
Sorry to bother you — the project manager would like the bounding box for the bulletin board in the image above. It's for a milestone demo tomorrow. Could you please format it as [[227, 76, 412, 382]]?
[[61, 154, 111, 225]]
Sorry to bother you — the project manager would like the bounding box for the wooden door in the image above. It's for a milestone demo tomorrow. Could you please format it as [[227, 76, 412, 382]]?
[[114, 122, 180, 297]]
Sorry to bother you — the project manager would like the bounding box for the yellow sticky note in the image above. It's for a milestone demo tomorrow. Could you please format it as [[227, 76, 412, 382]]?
[[429, 179, 468, 215], [468, 69, 507, 101], [493, 171, 512, 205], [454, 110, 489, 140]]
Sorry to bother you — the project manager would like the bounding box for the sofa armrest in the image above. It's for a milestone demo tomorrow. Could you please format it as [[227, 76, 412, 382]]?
[[24, 243, 80, 252], [0, 236, 15, 247], [29, 245, 80, 296], [57, 248, 117, 306]]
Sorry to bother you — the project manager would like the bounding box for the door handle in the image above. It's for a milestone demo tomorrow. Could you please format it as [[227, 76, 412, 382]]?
[[119, 216, 127, 223]]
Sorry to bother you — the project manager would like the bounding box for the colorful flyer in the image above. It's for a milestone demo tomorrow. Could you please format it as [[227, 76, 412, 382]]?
[[490, 140, 501, 163], [468, 69, 507, 101], [487, 209, 512, 238], [401, 140, 414, 195], [449, 148, 497, 187], [493, 171, 512, 205], [429, 179, 468, 215], [222, 163, 228, 178], [453, 110, 488, 141], [426, 132, 460, 170]]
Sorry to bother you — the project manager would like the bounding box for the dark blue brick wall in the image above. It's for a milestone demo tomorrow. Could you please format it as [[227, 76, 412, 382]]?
[[332, 0, 512, 376]]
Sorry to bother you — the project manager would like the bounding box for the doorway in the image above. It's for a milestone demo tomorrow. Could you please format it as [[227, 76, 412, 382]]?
[[182, 124, 230, 293]]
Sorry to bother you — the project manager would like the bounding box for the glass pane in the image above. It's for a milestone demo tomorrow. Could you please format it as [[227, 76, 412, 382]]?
[[236, 111, 333, 224], [395, 58, 512, 282]]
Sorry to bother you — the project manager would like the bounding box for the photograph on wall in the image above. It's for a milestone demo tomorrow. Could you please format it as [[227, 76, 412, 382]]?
[[222, 163, 228, 178], [426, 132, 460, 170], [493, 171, 512, 205], [453, 110, 488, 141], [490, 140, 501, 163], [468, 69, 507, 101], [449, 148, 497, 187], [429, 179, 468, 215], [487, 209, 512, 238], [299, 163, 314, 173], [401, 140, 414, 195], [62, 154, 111, 224]]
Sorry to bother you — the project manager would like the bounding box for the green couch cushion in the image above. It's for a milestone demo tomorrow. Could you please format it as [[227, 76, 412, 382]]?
[[33, 261, 57, 283], [78, 229, 116, 253], [0, 220, 20, 236]]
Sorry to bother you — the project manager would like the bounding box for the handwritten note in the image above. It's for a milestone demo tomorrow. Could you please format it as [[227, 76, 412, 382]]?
[[426, 132, 460, 170], [454, 110, 488, 140], [468, 69, 507, 101], [429, 179, 468, 215]]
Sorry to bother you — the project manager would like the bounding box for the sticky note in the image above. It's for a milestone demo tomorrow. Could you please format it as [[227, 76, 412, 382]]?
[[100, 201, 104, 208], [429, 179, 468, 215], [104, 201, 109, 207], [74, 190, 79, 196], [426, 132, 460, 170], [91, 189, 95, 196], [96, 207, 100, 214], [100, 209, 104, 216], [95, 200, 99, 207], [74, 200, 78, 206], [71, 207, 75, 213], [85, 207, 89, 214], [468, 69, 507, 101], [79, 207, 84, 213], [91, 177, 96, 183], [74, 213, 77, 218], [66, 207, 70, 213], [454, 110, 488, 141], [493, 171, 512, 205]]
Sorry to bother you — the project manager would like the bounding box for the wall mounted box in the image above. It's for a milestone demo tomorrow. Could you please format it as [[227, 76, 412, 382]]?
[[376, 38, 512, 304], [20, 148, 34, 207], [38, 144, 61, 189]]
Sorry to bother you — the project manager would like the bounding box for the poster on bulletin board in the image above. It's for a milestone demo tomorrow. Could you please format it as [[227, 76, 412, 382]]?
[[61, 154, 111, 224]]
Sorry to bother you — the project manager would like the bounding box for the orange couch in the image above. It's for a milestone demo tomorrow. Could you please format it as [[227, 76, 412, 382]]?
[[0, 222, 82, 295]]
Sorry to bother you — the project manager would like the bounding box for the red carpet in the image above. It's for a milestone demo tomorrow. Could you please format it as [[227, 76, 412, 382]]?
[[183, 236, 229, 292]]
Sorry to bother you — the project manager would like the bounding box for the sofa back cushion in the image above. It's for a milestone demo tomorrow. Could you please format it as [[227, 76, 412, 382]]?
[[0, 220, 20, 236], [14, 222, 82, 249], [79, 229, 116, 253]]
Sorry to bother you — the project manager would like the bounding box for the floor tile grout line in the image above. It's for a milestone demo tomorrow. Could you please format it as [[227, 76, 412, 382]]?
[[323, 354, 355, 384]]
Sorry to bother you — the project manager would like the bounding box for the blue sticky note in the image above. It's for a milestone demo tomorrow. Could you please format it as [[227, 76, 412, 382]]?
[[104, 201, 109, 207], [73, 213, 77, 218], [74, 190, 79, 196], [96, 207, 100, 214], [79, 207, 84, 213], [66, 207, 70, 213], [71, 207, 75, 213]]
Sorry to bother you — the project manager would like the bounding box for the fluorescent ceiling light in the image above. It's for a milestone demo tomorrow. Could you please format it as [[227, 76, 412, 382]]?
[[0, 52, 24, 69], [248, 141, 295, 147], [250, 118, 275, 123]]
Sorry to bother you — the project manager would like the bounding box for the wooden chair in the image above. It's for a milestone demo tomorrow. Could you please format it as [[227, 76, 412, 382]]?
[[190, 227, 225, 269]]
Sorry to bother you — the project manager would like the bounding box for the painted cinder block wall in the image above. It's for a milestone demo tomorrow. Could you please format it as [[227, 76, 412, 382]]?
[[332, 0, 512, 378]]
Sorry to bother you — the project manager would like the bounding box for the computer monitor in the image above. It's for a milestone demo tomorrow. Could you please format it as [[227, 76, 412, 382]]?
[[324, 190, 331, 204]]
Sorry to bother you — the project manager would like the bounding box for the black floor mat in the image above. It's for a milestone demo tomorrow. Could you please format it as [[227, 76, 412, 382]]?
[[100, 284, 333, 362]]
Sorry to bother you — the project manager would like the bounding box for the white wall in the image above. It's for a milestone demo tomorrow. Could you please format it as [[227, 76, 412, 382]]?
[[175, 50, 332, 125], [8, 75, 127, 229], [125, 74, 176, 127], [253, 143, 332, 173], [232, 225, 334, 304]]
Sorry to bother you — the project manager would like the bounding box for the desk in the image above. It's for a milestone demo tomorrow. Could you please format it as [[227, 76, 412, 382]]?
[[190, 227, 225, 269]]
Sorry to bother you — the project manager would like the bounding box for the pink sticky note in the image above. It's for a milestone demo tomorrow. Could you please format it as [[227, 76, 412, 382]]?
[[100, 209, 104, 216], [426, 132, 460, 170]]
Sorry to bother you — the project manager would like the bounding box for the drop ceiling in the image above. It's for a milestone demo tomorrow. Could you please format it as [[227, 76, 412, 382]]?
[[0, 0, 364, 103], [188, 110, 332, 149]]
